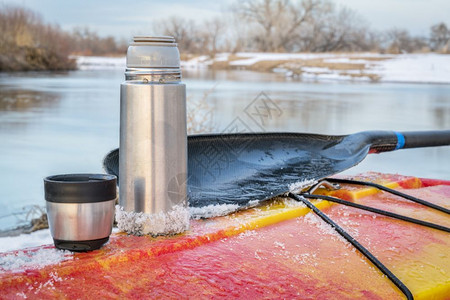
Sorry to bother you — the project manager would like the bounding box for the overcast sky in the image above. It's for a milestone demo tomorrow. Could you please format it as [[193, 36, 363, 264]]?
[[2, 0, 449, 39]]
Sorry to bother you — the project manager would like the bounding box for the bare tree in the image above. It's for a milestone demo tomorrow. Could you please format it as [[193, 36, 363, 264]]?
[[153, 17, 199, 53], [430, 22, 449, 53], [316, 7, 366, 52], [385, 29, 427, 53], [153, 15, 231, 56], [0, 4, 126, 71], [234, 0, 326, 52], [0, 4, 76, 71], [233, 0, 376, 53], [201, 17, 225, 56]]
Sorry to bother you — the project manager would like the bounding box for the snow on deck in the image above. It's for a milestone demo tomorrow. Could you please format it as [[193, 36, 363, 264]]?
[[0, 229, 53, 253], [0, 246, 73, 272]]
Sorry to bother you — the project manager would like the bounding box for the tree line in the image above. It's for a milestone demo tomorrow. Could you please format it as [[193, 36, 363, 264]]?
[[1, 1, 449, 71], [155, 0, 450, 55], [0, 5, 127, 71]]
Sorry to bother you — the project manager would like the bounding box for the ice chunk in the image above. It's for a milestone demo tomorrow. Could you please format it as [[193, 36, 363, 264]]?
[[288, 179, 317, 193], [190, 203, 240, 219], [115, 205, 190, 236], [0, 229, 53, 253], [0, 248, 72, 272]]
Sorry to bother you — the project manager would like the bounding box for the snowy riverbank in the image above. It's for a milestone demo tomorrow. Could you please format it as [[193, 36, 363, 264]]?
[[75, 52, 450, 84]]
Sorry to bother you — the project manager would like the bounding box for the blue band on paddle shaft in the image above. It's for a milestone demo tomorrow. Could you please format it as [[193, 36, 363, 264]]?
[[394, 132, 405, 150]]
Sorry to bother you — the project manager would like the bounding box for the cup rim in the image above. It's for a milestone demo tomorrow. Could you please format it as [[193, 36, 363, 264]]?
[[44, 173, 116, 183], [44, 173, 117, 203]]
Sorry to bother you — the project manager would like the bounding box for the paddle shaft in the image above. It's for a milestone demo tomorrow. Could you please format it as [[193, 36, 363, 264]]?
[[367, 130, 450, 153]]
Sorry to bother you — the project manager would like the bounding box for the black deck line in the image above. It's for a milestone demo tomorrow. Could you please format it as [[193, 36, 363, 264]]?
[[288, 192, 414, 300], [303, 193, 450, 233], [325, 178, 450, 215]]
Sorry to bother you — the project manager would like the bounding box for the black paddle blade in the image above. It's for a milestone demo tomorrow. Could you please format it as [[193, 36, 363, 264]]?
[[103, 132, 372, 208]]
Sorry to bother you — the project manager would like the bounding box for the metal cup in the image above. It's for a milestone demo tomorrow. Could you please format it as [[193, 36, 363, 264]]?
[[44, 174, 116, 251]]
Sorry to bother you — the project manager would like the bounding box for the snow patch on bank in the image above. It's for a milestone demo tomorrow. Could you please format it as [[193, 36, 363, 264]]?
[[372, 54, 450, 83], [228, 52, 356, 66], [181, 55, 211, 69], [233, 53, 450, 84], [74, 55, 126, 70]]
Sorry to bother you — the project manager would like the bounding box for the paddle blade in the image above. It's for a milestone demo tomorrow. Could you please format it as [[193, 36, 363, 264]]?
[[104, 133, 371, 209]]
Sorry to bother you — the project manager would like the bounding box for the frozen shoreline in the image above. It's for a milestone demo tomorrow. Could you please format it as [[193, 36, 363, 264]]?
[[75, 52, 450, 84]]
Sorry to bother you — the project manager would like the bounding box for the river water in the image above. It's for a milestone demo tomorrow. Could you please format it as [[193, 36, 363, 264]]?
[[0, 68, 449, 231]]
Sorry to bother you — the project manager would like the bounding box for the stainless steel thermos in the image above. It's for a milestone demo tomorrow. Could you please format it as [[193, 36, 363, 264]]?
[[119, 36, 188, 216]]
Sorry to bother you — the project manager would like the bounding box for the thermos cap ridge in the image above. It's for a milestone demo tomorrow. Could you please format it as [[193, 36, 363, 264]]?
[[133, 36, 176, 44], [126, 35, 180, 70]]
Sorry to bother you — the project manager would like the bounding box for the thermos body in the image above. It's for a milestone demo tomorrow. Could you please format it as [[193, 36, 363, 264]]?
[[119, 82, 187, 213], [119, 36, 188, 216]]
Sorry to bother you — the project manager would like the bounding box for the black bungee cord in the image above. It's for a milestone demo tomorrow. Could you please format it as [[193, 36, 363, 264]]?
[[288, 192, 414, 300], [288, 177, 450, 300], [324, 178, 450, 215], [302, 193, 450, 233]]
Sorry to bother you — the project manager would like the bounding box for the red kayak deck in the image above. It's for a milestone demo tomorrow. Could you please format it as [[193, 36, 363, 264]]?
[[0, 172, 449, 299]]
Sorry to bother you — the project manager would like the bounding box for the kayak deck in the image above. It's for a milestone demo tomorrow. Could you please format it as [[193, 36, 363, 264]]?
[[0, 172, 449, 299]]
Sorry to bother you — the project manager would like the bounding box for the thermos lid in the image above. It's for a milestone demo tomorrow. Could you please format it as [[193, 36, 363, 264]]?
[[126, 35, 180, 69], [133, 36, 175, 43], [44, 174, 117, 203]]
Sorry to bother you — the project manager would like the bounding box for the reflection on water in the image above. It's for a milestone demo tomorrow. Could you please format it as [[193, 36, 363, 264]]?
[[185, 69, 450, 135], [0, 89, 59, 112], [432, 95, 450, 128], [0, 88, 61, 133], [0, 68, 449, 230]]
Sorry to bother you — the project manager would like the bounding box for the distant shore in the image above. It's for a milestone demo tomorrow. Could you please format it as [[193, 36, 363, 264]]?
[[3, 51, 449, 85], [0, 47, 77, 72], [77, 53, 450, 84]]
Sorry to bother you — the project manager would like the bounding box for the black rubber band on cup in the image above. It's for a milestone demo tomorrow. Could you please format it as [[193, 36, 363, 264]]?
[[44, 174, 117, 203]]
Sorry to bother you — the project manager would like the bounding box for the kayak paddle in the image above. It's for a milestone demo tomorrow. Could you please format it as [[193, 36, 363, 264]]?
[[103, 130, 450, 209]]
